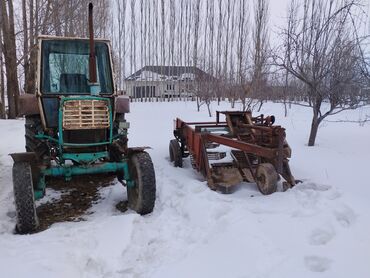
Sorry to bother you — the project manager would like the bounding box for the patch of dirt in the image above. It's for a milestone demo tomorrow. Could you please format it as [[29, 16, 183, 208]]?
[[116, 200, 128, 213], [36, 174, 116, 231]]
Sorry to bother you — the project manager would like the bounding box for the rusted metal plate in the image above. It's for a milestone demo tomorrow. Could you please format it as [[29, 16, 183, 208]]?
[[210, 165, 244, 194], [18, 94, 39, 116], [241, 168, 255, 182], [9, 152, 37, 163], [206, 133, 276, 159], [115, 95, 130, 114]]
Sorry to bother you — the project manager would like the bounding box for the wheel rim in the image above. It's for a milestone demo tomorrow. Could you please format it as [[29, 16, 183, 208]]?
[[258, 174, 267, 191], [256, 163, 278, 195], [169, 144, 174, 161]]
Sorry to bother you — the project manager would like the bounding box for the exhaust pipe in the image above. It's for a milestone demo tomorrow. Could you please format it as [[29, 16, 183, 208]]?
[[88, 2, 99, 95]]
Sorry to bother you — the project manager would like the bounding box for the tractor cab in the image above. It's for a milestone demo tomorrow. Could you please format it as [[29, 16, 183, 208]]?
[[38, 37, 115, 129], [40, 38, 113, 95]]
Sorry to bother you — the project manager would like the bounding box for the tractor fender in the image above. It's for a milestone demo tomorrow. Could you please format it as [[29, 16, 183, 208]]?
[[18, 94, 40, 116], [115, 95, 130, 114], [9, 152, 38, 163], [127, 147, 151, 155]]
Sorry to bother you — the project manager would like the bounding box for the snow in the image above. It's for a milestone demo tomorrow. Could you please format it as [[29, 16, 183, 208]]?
[[0, 100, 370, 278]]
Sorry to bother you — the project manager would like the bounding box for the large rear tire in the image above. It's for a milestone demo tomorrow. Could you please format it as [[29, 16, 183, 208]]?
[[13, 162, 39, 234], [127, 152, 156, 215], [25, 115, 48, 160], [255, 163, 278, 195], [169, 139, 182, 167]]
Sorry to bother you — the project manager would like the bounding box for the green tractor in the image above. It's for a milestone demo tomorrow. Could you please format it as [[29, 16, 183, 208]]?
[[11, 3, 156, 234]]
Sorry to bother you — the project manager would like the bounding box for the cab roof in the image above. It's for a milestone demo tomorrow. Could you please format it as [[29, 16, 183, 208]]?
[[37, 35, 110, 43]]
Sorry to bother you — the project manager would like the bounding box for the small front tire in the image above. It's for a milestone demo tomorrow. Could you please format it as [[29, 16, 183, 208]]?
[[255, 163, 278, 195], [127, 152, 156, 215], [169, 139, 182, 167]]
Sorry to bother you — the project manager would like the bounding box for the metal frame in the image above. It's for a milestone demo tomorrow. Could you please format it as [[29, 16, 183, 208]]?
[[29, 95, 132, 200], [34, 160, 131, 200], [58, 96, 113, 147]]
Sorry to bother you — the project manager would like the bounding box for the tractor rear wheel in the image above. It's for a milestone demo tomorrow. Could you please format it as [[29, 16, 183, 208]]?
[[25, 115, 48, 160], [13, 162, 39, 234], [127, 152, 156, 215], [255, 163, 278, 195], [169, 139, 182, 167]]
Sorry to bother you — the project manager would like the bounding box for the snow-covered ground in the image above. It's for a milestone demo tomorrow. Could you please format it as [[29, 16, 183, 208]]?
[[0, 101, 369, 278]]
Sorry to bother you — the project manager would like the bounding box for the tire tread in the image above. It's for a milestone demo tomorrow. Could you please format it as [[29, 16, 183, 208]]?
[[13, 162, 39, 234], [128, 152, 156, 215]]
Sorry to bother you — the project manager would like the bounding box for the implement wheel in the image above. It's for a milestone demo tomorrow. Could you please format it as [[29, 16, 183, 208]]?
[[256, 163, 278, 195], [169, 139, 182, 167], [12, 162, 39, 234], [127, 152, 156, 215]]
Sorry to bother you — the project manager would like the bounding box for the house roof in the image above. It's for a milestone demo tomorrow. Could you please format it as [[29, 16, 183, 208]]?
[[125, 66, 215, 81]]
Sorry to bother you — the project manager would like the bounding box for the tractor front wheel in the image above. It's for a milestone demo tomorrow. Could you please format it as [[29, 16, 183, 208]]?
[[255, 163, 278, 195], [127, 152, 156, 215], [12, 162, 39, 234], [169, 139, 182, 167]]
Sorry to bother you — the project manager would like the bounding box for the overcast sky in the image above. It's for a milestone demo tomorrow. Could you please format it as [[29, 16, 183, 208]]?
[[269, 0, 369, 41]]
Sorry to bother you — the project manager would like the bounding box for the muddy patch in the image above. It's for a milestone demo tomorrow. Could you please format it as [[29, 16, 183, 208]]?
[[36, 174, 116, 231]]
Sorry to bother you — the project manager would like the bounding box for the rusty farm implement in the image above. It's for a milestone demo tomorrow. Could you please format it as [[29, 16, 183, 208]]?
[[169, 111, 296, 194]]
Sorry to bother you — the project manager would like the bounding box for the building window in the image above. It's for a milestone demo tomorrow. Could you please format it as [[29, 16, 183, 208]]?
[[166, 84, 175, 91], [133, 86, 156, 98]]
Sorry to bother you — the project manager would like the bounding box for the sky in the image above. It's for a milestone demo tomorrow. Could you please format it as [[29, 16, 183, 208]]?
[[269, 0, 369, 41]]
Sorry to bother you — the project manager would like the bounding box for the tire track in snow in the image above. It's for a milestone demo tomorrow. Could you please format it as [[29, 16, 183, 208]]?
[[294, 181, 356, 273], [116, 162, 208, 277]]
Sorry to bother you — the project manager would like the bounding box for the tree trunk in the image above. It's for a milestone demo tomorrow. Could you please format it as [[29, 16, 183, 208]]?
[[0, 15, 5, 118], [231, 98, 236, 109], [206, 101, 212, 117], [0, 0, 20, 118], [308, 111, 320, 146], [196, 96, 200, 112], [257, 100, 263, 112], [22, 0, 29, 94], [283, 101, 288, 117]]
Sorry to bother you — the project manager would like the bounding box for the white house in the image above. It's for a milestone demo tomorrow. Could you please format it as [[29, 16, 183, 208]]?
[[124, 66, 214, 99]]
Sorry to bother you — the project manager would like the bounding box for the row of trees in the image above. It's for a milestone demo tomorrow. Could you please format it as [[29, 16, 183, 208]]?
[[112, 0, 368, 146], [0, 0, 369, 146], [112, 0, 270, 105]]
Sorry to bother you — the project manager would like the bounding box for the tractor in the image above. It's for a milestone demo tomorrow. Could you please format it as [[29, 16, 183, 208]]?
[[11, 3, 156, 234]]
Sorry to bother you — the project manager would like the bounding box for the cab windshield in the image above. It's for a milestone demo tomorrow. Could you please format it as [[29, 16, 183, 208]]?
[[41, 40, 113, 94]]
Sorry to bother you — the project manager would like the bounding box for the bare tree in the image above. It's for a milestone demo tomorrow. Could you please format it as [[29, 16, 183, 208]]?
[[117, 0, 127, 90], [0, 19, 5, 119], [223, 0, 231, 78], [236, 0, 250, 111], [1, 0, 20, 118], [193, 0, 201, 110], [22, 0, 29, 94], [130, 0, 136, 75], [275, 0, 369, 146], [251, 0, 270, 112]]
